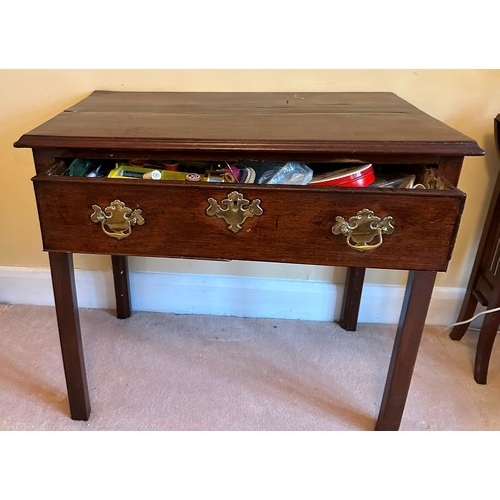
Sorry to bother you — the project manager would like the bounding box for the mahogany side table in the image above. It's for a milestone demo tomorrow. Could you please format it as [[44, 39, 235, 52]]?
[[15, 91, 484, 429]]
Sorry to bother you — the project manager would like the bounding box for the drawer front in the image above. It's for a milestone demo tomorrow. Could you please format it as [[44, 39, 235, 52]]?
[[32, 176, 465, 271]]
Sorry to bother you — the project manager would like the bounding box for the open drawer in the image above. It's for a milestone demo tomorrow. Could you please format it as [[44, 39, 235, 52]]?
[[32, 161, 466, 272]]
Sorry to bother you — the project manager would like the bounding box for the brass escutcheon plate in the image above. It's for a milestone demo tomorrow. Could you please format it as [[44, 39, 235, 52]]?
[[206, 191, 263, 233]]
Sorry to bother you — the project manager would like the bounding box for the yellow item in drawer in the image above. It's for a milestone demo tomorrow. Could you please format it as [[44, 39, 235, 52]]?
[[108, 164, 205, 181]]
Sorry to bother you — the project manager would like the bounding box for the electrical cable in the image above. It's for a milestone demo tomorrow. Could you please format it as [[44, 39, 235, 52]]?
[[446, 306, 500, 330]]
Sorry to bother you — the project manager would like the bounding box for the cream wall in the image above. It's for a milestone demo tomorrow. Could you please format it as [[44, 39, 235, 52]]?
[[1, 69, 499, 291]]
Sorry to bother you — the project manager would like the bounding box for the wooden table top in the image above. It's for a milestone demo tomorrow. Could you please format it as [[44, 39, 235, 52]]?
[[15, 91, 484, 157]]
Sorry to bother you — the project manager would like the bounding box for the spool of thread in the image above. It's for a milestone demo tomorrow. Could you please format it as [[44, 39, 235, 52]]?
[[163, 161, 179, 171], [142, 170, 162, 180]]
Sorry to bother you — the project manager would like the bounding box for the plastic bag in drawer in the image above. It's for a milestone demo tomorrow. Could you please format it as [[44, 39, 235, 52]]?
[[258, 162, 313, 185]]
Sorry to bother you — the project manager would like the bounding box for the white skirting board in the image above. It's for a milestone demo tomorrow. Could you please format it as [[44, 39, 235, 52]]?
[[0, 266, 467, 326]]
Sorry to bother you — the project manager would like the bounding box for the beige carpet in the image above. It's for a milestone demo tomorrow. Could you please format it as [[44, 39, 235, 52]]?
[[1, 302, 499, 431]]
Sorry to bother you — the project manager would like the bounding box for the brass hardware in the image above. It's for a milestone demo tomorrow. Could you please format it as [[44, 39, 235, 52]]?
[[332, 208, 394, 252], [90, 199, 145, 240], [206, 191, 263, 233]]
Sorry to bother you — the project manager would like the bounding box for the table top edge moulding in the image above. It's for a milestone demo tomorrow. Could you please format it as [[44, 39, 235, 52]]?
[[15, 91, 484, 157]]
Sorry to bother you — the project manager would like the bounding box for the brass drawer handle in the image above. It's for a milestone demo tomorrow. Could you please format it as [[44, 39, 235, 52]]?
[[90, 199, 145, 240], [206, 191, 263, 233], [332, 208, 394, 252]]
